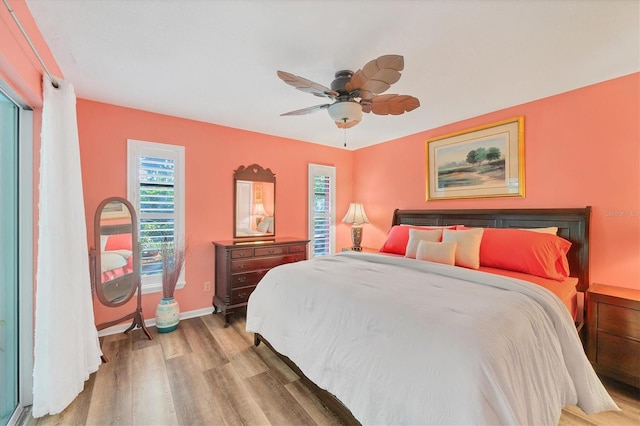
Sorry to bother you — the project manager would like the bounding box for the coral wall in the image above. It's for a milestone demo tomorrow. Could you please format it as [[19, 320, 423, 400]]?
[[76, 99, 354, 324], [0, 0, 60, 105], [1, 0, 62, 318], [354, 73, 640, 290], [3, 0, 637, 330]]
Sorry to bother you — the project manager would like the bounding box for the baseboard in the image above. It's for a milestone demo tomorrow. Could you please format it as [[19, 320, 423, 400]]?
[[97, 306, 214, 337]]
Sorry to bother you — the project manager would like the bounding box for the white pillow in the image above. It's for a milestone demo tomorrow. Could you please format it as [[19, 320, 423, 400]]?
[[442, 228, 484, 269], [517, 226, 558, 235], [257, 216, 274, 233], [101, 252, 127, 273], [416, 241, 457, 265], [404, 228, 442, 259], [257, 217, 270, 233], [100, 234, 109, 251]]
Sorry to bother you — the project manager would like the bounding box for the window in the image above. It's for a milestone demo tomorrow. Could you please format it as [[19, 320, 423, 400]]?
[[308, 164, 336, 257], [128, 140, 185, 293]]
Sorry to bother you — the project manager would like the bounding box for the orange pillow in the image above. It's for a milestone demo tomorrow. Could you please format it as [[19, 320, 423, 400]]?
[[479, 228, 571, 281], [380, 225, 453, 255], [104, 233, 133, 251]]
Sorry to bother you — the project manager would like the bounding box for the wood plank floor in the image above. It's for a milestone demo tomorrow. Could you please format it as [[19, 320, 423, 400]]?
[[24, 315, 639, 425]]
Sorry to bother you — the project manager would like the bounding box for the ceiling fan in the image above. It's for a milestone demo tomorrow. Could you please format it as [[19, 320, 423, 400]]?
[[277, 54, 420, 129]]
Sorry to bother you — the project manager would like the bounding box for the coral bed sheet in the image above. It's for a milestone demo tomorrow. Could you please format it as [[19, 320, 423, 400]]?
[[479, 266, 578, 320], [100, 249, 133, 282]]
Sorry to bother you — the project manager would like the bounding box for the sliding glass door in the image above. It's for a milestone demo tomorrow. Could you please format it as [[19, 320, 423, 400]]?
[[0, 87, 19, 425], [0, 82, 33, 425]]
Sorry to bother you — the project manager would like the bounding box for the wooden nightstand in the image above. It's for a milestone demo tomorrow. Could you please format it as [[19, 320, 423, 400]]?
[[586, 283, 640, 388], [341, 247, 379, 253]]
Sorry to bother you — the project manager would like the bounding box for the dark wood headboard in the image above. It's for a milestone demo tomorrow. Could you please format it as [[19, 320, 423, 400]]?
[[392, 207, 591, 292], [100, 223, 132, 235]]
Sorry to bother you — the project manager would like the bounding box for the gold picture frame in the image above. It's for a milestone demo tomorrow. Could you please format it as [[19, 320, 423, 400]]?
[[425, 116, 525, 200]]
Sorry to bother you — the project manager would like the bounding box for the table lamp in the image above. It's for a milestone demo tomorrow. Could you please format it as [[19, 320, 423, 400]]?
[[253, 203, 267, 226], [342, 202, 369, 251]]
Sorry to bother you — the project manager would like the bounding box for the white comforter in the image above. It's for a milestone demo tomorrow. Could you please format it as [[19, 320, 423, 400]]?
[[246, 252, 618, 425]]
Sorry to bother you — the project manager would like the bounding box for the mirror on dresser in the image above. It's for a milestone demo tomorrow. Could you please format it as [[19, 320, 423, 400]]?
[[234, 164, 276, 239], [90, 197, 152, 341], [215, 164, 309, 327]]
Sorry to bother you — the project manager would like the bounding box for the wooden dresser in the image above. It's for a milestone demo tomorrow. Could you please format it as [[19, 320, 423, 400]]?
[[586, 283, 640, 388], [212, 237, 309, 327]]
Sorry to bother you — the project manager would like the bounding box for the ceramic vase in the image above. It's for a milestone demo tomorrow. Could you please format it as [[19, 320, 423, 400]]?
[[156, 296, 180, 333]]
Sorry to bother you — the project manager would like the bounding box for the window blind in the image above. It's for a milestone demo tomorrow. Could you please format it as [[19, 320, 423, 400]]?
[[138, 155, 175, 276]]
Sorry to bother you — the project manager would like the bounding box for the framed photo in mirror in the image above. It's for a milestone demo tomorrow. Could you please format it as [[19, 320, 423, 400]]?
[[101, 200, 131, 219]]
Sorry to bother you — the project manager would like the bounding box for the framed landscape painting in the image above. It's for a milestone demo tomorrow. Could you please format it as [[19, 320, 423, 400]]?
[[425, 116, 525, 200], [101, 200, 130, 219]]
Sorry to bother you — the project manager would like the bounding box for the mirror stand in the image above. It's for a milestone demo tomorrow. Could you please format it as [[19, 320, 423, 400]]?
[[90, 197, 153, 362], [93, 277, 151, 339]]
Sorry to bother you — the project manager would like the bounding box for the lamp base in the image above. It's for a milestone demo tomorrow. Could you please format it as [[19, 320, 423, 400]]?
[[350, 225, 363, 251]]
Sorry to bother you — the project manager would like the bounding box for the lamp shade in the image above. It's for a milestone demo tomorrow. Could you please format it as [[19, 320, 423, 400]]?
[[328, 101, 362, 123], [342, 202, 369, 225], [253, 203, 266, 216]]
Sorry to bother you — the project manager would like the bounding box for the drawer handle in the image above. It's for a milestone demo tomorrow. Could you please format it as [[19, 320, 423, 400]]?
[[238, 253, 246, 257], [238, 276, 247, 283], [269, 249, 275, 254], [238, 264, 246, 269]]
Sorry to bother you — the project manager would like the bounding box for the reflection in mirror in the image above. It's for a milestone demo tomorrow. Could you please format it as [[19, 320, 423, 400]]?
[[235, 181, 275, 236], [100, 205, 134, 304], [91, 197, 152, 341], [234, 164, 276, 239], [97, 200, 135, 306]]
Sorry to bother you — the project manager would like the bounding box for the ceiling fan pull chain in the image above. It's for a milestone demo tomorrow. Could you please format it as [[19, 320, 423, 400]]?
[[343, 120, 347, 147]]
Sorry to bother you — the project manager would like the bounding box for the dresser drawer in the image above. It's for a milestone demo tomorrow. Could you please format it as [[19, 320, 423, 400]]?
[[231, 248, 254, 259], [231, 270, 268, 288], [598, 303, 640, 340], [288, 244, 307, 253], [231, 254, 304, 272], [597, 332, 640, 379], [255, 246, 287, 257], [214, 238, 310, 327], [230, 285, 257, 304]]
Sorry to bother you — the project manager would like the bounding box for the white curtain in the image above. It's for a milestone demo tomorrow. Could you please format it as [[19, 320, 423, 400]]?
[[32, 76, 102, 417]]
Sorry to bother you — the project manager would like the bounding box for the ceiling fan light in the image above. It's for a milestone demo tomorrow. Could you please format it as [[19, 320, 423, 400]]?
[[328, 101, 362, 123]]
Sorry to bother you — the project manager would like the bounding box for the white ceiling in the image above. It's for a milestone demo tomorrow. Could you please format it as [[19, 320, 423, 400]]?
[[26, 0, 639, 150]]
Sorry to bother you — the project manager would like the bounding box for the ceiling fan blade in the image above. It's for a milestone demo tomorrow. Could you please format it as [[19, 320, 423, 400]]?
[[362, 94, 420, 115], [346, 55, 404, 96], [281, 103, 330, 116], [277, 71, 338, 98], [335, 118, 360, 129]]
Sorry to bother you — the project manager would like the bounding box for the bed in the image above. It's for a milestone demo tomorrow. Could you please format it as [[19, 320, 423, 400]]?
[[236, 216, 275, 237], [246, 207, 619, 425], [99, 224, 134, 303]]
